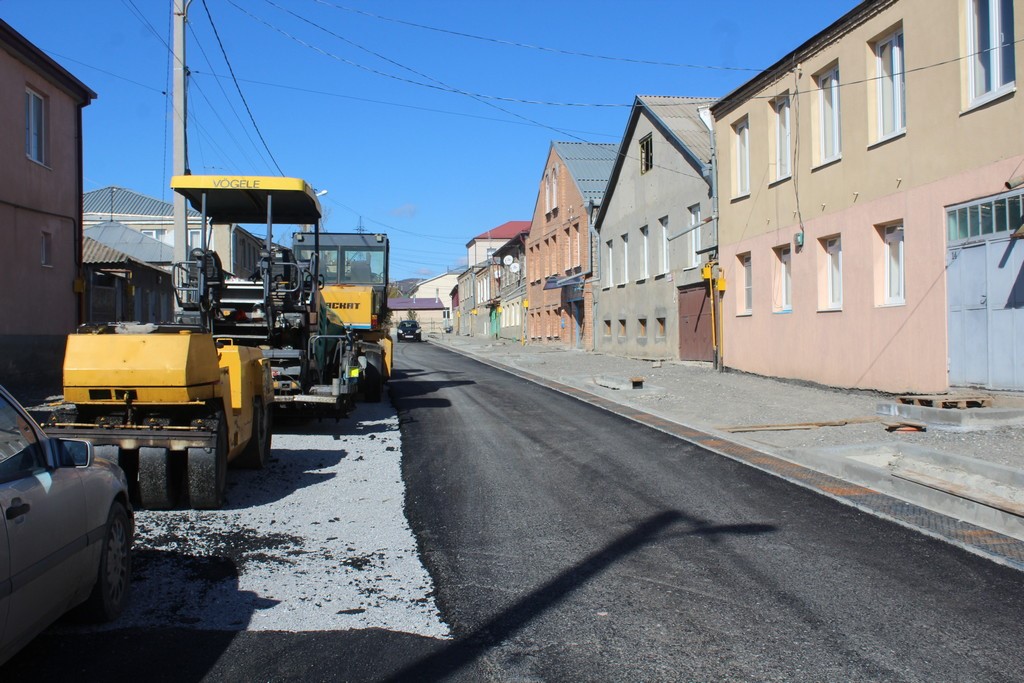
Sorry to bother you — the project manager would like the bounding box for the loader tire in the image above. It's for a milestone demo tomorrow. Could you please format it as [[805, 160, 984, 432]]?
[[138, 447, 175, 510], [235, 397, 271, 470], [187, 417, 227, 509]]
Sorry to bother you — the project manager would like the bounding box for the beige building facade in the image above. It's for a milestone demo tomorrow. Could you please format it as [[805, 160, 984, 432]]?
[[712, 0, 1024, 392]]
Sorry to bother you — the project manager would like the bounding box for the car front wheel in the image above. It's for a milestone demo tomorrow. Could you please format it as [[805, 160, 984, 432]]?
[[83, 501, 132, 621]]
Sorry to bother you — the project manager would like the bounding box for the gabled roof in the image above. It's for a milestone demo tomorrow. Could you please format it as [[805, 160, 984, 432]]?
[[85, 221, 174, 264], [635, 96, 715, 165], [84, 186, 200, 219], [551, 141, 618, 204], [466, 220, 531, 248], [595, 95, 715, 231]]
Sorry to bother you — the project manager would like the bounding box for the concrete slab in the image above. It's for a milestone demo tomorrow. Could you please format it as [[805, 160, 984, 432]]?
[[877, 402, 1024, 430]]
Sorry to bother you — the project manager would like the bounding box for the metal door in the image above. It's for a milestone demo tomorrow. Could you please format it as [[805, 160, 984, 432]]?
[[947, 237, 1024, 389], [677, 285, 714, 361]]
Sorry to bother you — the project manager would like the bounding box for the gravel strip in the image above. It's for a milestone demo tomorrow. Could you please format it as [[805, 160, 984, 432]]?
[[70, 401, 449, 636]]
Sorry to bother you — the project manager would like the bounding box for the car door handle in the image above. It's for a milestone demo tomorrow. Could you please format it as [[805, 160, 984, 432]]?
[[5, 499, 30, 520]]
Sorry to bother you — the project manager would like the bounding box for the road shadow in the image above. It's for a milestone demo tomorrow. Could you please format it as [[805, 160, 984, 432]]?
[[386, 510, 776, 681], [222, 446, 347, 509]]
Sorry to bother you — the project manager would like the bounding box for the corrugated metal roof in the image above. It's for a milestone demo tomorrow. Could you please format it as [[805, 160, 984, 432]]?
[[82, 237, 165, 275], [82, 236, 133, 264], [552, 141, 617, 203], [636, 95, 716, 164], [83, 186, 199, 219], [85, 221, 174, 264]]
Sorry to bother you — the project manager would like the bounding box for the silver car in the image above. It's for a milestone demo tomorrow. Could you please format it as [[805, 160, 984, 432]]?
[[0, 384, 132, 666]]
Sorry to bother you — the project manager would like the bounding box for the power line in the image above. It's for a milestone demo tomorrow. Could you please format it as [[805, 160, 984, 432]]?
[[188, 68, 619, 137], [199, 0, 284, 175], [309, 0, 764, 73], [187, 23, 277, 173], [241, 0, 708, 183], [241, 0, 620, 108]]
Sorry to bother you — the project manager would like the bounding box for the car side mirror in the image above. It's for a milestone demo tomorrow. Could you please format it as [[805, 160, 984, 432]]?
[[56, 438, 93, 468]]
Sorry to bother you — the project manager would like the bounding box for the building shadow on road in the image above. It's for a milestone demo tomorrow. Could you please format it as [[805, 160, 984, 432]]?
[[383, 510, 776, 682]]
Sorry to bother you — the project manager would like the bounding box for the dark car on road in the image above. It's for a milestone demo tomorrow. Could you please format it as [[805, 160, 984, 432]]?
[[0, 384, 133, 666], [396, 320, 422, 342]]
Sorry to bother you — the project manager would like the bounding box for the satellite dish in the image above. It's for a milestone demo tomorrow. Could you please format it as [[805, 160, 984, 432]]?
[[510, 262, 521, 273], [503, 255, 514, 266]]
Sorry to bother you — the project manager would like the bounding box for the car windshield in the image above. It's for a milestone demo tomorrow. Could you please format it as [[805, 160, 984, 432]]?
[[399, 321, 418, 329]]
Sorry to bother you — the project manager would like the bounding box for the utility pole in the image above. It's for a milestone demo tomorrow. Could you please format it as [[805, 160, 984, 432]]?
[[172, 0, 190, 277]]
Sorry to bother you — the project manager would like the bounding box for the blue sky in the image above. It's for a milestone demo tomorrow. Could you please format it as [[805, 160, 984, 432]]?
[[3, 0, 854, 280]]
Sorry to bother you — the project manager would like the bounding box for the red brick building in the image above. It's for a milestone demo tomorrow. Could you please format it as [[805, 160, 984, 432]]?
[[526, 142, 616, 350]]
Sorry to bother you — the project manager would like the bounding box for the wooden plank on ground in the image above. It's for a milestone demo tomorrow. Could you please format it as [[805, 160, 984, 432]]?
[[719, 416, 880, 433]]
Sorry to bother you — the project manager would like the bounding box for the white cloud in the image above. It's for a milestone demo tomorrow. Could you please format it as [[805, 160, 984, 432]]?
[[389, 203, 417, 218]]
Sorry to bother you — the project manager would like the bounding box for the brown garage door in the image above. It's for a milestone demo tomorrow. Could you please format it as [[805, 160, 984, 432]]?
[[677, 285, 713, 361]]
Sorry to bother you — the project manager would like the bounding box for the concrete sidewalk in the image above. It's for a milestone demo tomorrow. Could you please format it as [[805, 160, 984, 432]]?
[[425, 332, 1024, 570]]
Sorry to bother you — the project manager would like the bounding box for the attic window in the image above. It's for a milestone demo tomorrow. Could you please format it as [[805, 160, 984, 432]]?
[[639, 134, 653, 174]]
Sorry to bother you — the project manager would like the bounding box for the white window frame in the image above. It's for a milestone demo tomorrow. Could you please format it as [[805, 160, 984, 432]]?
[[551, 163, 559, 211], [817, 66, 842, 162], [826, 236, 843, 309], [687, 204, 701, 268], [775, 95, 791, 180], [735, 119, 750, 196], [188, 228, 203, 251], [778, 245, 792, 311], [883, 225, 905, 305], [968, 0, 1016, 105], [659, 216, 670, 274], [876, 29, 906, 140], [574, 223, 582, 269], [605, 239, 614, 288], [620, 234, 629, 285], [25, 88, 46, 165], [742, 254, 753, 314], [640, 225, 650, 280]]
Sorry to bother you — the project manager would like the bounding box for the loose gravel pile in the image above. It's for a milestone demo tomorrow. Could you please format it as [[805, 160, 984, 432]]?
[[77, 401, 449, 636]]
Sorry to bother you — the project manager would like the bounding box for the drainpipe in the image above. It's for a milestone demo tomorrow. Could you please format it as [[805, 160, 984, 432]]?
[[698, 106, 723, 371], [585, 199, 600, 351]]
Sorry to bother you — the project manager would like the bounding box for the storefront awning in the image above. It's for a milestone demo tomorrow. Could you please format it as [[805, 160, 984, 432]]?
[[543, 274, 586, 290]]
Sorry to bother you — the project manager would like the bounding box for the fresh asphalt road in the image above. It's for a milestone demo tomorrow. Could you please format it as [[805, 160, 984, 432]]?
[[4, 340, 1023, 682], [390, 341, 1024, 682]]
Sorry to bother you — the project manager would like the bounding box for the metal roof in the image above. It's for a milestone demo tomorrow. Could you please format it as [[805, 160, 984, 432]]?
[[85, 221, 174, 264], [635, 96, 716, 165], [551, 141, 617, 203], [82, 236, 133, 264], [593, 95, 716, 232], [82, 237, 165, 275], [83, 186, 199, 219], [388, 297, 446, 311], [467, 220, 531, 246]]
